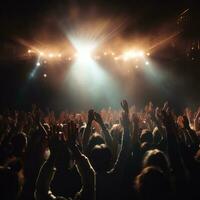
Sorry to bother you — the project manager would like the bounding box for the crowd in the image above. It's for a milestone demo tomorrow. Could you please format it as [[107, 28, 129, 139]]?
[[0, 101, 200, 200]]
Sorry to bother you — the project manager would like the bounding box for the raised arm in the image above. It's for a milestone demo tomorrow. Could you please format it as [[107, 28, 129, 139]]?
[[194, 108, 200, 132], [112, 100, 131, 175], [34, 155, 57, 200], [161, 106, 186, 180], [35, 133, 64, 200], [82, 110, 94, 154], [35, 122, 96, 200], [93, 112, 113, 151], [67, 121, 96, 200]]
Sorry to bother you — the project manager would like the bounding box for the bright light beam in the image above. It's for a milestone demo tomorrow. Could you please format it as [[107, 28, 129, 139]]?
[[68, 36, 98, 63], [65, 35, 122, 108]]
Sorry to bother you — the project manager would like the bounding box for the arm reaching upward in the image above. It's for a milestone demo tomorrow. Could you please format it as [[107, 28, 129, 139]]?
[[94, 112, 113, 151], [112, 100, 131, 175], [82, 110, 94, 154], [35, 122, 96, 200]]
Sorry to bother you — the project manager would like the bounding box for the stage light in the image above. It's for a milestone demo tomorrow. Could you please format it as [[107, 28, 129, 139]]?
[[76, 45, 94, 61], [122, 51, 134, 61], [39, 52, 44, 56], [28, 49, 32, 53], [43, 74, 47, 78], [36, 62, 41, 66], [48, 53, 54, 58], [145, 61, 149, 65], [146, 52, 150, 56], [122, 49, 145, 61], [68, 35, 98, 62]]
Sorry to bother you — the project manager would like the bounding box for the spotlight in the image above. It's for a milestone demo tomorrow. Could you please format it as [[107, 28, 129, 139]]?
[[39, 52, 44, 56], [146, 52, 150, 56], [122, 50, 145, 61], [48, 53, 54, 58], [43, 74, 47, 78], [36, 62, 41, 66], [68, 36, 98, 62], [76, 45, 94, 61], [122, 51, 134, 60]]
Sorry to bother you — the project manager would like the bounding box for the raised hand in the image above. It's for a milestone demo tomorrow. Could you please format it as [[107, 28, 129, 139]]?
[[94, 112, 104, 125], [194, 107, 200, 120], [162, 101, 169, 112], [182, 115, 190, 130], [88, 109, 94, 122], [155, 107, 161, 121], [121, 99, 129, 114], [161, 103, 174, 127], [120, 111, 129, 128], [67, 121, 78, 147]]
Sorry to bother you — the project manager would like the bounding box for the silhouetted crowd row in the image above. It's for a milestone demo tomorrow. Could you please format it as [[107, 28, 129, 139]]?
[[0, 101, 200, 200]]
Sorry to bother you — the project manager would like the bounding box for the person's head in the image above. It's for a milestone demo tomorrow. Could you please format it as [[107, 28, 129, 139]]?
[[142, 149, 170, 175], [140, 129, 153, 145], [140, 142, 153, 154], [87, 133, 105, 155], [135, 166, 172, 200], [11, 132, 27, 157], [90, 144, 112, 173]]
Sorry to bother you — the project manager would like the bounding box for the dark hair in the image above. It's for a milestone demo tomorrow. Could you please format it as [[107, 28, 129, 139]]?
[[87, 133, 105, 155], [90, 144, 112, 173], [11, 132, 27, 157], [143, 149, 170, 174], [140, 129, 153, 144], [135, 166, 172, 200]]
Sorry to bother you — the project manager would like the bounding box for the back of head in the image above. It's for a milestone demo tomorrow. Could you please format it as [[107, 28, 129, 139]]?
[[11, 132, 27, 157], [87, 133, 105, 155], [140, 129, 153, 145], [143, 149, 170, 175], [135, 166, 172, 200], [90, 144, 112, 173]]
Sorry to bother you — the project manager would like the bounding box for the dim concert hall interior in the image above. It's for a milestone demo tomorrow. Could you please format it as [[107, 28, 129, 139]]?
[[0, 1, 200, 200]]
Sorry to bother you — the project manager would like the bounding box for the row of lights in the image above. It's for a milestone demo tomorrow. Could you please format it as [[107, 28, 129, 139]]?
[[28, 49, 150, 62]]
